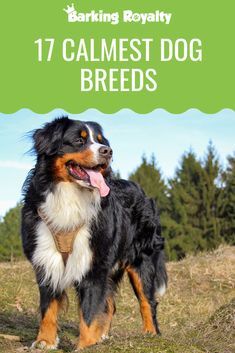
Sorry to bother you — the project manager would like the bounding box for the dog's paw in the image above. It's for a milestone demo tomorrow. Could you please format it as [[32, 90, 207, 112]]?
[[31, 336, 59, 350]]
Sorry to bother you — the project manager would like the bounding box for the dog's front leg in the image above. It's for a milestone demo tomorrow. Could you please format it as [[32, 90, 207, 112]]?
[[75, 273, 109, 349], [32, 285, 64, 350]]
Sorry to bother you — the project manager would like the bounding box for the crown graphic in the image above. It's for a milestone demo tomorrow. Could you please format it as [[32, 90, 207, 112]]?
[[63, 3, 76, 14]]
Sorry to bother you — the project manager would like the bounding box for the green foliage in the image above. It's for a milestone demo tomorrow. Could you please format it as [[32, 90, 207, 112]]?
[[128, 145, 234, 261], [165, 144, 223, 260], [129, 154, 169, 214], [0, 203, 23, 261], [220, 154, 235, 244], [199, 142, 223, 247]]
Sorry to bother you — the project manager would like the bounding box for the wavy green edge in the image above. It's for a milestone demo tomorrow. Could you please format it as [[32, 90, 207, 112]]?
[[0, 108, 234, 116]]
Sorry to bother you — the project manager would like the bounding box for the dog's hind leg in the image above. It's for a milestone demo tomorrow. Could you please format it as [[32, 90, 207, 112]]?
[[32, 285, 66, 349], [127, 265, 160, 335]]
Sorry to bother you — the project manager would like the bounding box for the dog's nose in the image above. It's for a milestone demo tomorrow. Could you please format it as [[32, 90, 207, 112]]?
[[99, 146, 113, 158]]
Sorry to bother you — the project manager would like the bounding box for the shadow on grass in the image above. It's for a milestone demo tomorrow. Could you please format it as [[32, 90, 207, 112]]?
[[0, 312, 199, 353], [0, 311, 37, 344], [0, 311, 78, 351]]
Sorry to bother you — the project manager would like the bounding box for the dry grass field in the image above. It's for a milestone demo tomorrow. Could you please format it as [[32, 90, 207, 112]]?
[[0, 246, 234, 353]]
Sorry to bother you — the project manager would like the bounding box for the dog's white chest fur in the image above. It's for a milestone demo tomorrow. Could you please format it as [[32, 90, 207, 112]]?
[[32, 182, 100, 292]]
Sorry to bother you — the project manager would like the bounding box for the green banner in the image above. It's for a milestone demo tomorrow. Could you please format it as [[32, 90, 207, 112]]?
[[0, 0, 234, 113]]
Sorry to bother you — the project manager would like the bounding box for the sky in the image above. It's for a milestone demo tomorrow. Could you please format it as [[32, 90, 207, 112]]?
[[0, 109, 234, 217]]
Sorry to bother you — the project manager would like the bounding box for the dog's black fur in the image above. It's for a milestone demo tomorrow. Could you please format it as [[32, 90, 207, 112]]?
[[21, 117, 167, 349]]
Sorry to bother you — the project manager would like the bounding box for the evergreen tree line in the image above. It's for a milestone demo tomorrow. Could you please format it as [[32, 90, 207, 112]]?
[[0, 203, 22, 261], [0, 142, 234, 261], [129, 143, 235, 260]]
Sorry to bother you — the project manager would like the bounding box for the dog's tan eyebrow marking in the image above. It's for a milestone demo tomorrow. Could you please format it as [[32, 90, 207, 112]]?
[[97, 134, 102, 142], [81, 130, 88, 138]]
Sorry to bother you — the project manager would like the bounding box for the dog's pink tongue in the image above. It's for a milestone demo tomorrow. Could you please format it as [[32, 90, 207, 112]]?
[[85, 169, 110, 197]]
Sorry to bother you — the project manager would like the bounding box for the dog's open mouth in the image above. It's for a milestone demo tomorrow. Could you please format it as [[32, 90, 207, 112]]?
[[66, 161, 110, 197]]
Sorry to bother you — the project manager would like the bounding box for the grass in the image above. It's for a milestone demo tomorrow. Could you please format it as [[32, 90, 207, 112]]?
[[0, 245, 234, 353]]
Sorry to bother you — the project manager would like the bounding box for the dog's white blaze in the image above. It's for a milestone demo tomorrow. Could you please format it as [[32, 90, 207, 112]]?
[[86, 124, 95, 143], [86, 124, 104, 162], [32, 182, 100, 292]]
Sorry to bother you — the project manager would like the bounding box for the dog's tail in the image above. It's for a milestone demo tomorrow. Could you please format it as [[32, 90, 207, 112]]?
[[154, 250, 168, 296]]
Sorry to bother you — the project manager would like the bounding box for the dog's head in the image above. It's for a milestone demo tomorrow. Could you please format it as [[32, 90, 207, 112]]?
[[32, 117, 112, 196]]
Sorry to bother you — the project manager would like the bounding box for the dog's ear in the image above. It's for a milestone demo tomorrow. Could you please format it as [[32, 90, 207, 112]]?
[[32, 117, 69, 156]]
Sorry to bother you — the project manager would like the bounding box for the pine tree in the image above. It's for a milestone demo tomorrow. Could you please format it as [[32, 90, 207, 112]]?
[[166, 143, 224, 260], [0, 203, 23, 261], [221, 153, 235, 244], [200, 142, 223, 248], [166, 150, 206, 260], [129, 154, 169, 214], [129, 154, 173, 259]]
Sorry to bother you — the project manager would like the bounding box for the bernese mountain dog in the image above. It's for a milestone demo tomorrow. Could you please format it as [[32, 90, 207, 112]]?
[[21, 117, 167, 350]]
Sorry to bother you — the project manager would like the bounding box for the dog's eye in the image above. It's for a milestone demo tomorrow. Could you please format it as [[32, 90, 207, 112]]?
[[75, 137, 84, 145]]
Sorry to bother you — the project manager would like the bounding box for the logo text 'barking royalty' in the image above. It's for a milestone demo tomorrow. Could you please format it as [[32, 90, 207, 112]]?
[[63, 4, 172, 25]]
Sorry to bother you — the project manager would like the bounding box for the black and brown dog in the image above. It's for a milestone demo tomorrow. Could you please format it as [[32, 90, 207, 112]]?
[[21, 117, 167, 350]]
